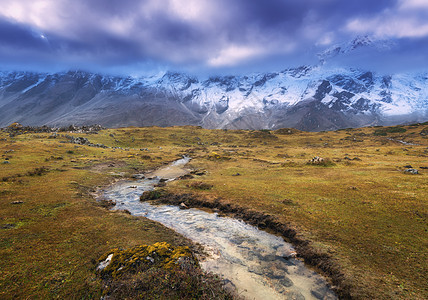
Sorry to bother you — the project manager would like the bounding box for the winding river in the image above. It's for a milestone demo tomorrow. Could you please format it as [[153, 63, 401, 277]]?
[[102, 157, 337, 300]]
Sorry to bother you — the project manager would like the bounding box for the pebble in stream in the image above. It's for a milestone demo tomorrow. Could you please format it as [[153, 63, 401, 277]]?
[[102, 158, 337, 300]]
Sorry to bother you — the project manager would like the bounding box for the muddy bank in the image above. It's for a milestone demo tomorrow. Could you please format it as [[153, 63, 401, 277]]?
[[143, 191, 353, 299]]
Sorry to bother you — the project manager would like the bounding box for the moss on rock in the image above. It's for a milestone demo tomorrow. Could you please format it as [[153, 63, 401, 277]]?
[[98, 242, 197, 279]]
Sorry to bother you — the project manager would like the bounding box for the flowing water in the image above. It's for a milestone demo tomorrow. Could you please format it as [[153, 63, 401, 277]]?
[[102, 157, 337, 300]]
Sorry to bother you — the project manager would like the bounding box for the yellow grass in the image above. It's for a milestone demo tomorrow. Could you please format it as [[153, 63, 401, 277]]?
[[1, 123, 427, 299]]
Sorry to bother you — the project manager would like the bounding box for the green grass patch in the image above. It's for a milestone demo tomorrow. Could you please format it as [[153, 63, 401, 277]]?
[[373, 126, 407, 136]]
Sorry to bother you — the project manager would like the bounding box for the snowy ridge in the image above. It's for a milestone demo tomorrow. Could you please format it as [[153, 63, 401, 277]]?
[[149, 66, 427, 117], [0, 67, 427, 131], [317, 36, 395, 63]]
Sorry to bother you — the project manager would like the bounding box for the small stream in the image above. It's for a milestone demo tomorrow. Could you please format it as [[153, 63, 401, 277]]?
[[102, 158, 337, 300]]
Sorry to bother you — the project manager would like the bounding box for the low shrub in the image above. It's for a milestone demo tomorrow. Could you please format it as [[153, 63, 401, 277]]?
[[187, 181, 213, 190], [274, 128, 299, 135], [373, 127, 407, 136], [27, 167, 49, 176], [140, 189, 166, 201], [208, 152, 222, 159]]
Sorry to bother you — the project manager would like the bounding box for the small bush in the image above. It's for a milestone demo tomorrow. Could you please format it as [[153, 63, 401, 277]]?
[[99, 199, 116, 208], [275, 128, 299, 135], [373, 130, 387, 136], [27, 167, 49, 176], [208, 152, 231, 160], [140, 189, 166, 201], [208, 152, 222, 159], [281, 199, 298, 206], [187, 181, 213, 190], [374, 127, 407, 136]]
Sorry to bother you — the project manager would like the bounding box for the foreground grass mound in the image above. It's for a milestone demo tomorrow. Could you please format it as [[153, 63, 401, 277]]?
[[98, 242, 197, 278], [97, 243, 234, 299]]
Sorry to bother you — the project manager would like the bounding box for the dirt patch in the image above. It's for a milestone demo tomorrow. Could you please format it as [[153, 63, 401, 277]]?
[[144, 191, 353, 299]]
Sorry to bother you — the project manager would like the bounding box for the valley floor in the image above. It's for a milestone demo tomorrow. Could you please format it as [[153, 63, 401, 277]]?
[[0, 123, 427, 299]]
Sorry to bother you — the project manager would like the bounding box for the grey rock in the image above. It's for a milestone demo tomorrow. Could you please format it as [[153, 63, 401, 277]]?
[[97, 253, 114, 271], [285, 291, 305, 300], [268, 268, 286, 279], [310, 156, 324, 163], [311, 285, 337, 300], [248, 265, 265, 275], [1, 223, 16, 229], [179, 202, 189, 210], [131, 174, 145, 179], [404, 168, 419, 175], [278, 276, 293, 288]]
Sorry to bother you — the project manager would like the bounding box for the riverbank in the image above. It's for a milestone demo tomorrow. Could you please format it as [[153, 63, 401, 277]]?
[[104, 158, 336, 299]]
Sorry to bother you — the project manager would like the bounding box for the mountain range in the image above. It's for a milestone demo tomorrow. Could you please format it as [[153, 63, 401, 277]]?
[[0, 37, 427, 131]]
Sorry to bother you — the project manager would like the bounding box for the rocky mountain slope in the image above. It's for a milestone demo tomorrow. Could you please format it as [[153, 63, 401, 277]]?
[[0, 66, 427, 131]]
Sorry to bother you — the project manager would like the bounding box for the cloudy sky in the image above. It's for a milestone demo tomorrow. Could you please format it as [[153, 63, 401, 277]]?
[[0, 0, 427, 75]]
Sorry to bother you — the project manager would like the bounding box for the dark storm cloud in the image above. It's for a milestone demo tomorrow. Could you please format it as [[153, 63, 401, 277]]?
[[0, 19, 47, 49], [0, 0, 426, 73], [214, 0, 391, 38]]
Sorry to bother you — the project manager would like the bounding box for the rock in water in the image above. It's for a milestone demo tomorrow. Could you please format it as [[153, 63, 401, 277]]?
[[179, 202, 189, 209]]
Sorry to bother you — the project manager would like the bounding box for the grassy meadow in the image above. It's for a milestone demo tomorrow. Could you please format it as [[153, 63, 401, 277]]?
[[0, 123, 427, 299]]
